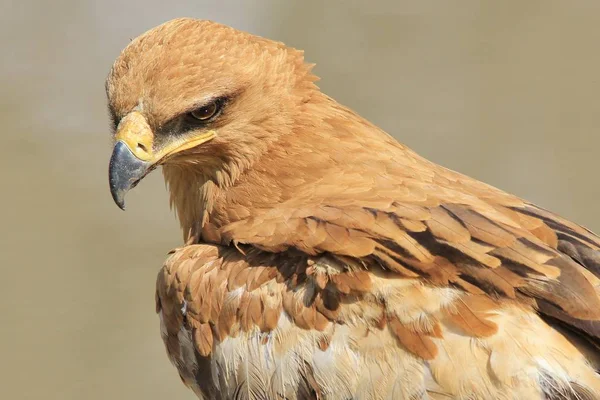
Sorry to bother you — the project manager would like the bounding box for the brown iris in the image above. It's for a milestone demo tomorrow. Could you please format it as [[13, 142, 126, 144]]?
[[190, 102, 219, 121]]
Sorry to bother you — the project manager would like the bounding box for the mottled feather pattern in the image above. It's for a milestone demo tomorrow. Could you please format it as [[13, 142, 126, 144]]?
[[157, 240, 600, 399], [105, 18, 600, 399]]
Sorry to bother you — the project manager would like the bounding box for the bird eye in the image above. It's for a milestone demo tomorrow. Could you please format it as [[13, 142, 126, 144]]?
[[190, 102, 219, 121]]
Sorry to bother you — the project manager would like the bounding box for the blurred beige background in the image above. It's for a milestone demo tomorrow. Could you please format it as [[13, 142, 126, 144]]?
[[2, 0, 600, 399]]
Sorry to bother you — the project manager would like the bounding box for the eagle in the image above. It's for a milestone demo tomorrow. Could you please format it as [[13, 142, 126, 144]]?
[[107, 18, 600, 400]]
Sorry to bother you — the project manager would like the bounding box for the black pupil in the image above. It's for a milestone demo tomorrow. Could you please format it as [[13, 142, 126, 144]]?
[[195, 104, 214, 119]]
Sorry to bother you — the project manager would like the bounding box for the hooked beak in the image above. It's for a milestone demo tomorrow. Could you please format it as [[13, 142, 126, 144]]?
[[108, 111, 216, 210], [108, 141, 151, 210]]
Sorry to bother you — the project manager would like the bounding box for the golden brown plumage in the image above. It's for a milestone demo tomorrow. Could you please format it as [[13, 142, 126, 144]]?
[[107, 18, 600, 399]]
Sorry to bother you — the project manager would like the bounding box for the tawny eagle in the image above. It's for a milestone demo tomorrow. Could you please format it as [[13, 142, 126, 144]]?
[[107, 18, 600, 400]]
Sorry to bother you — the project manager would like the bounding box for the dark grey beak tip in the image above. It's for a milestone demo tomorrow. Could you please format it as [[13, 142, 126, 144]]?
[[108, 141, 151, 210], [112, 192, 127, 211]]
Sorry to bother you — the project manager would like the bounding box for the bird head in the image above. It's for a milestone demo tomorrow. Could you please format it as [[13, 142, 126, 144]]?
[[106, 18, 318, 210]]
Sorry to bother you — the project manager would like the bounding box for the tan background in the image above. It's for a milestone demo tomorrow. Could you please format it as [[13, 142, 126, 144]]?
[[2, 1, 600, 399]]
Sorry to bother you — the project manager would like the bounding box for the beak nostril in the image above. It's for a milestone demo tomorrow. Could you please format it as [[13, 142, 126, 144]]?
[[137, 143, 149, 153]]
